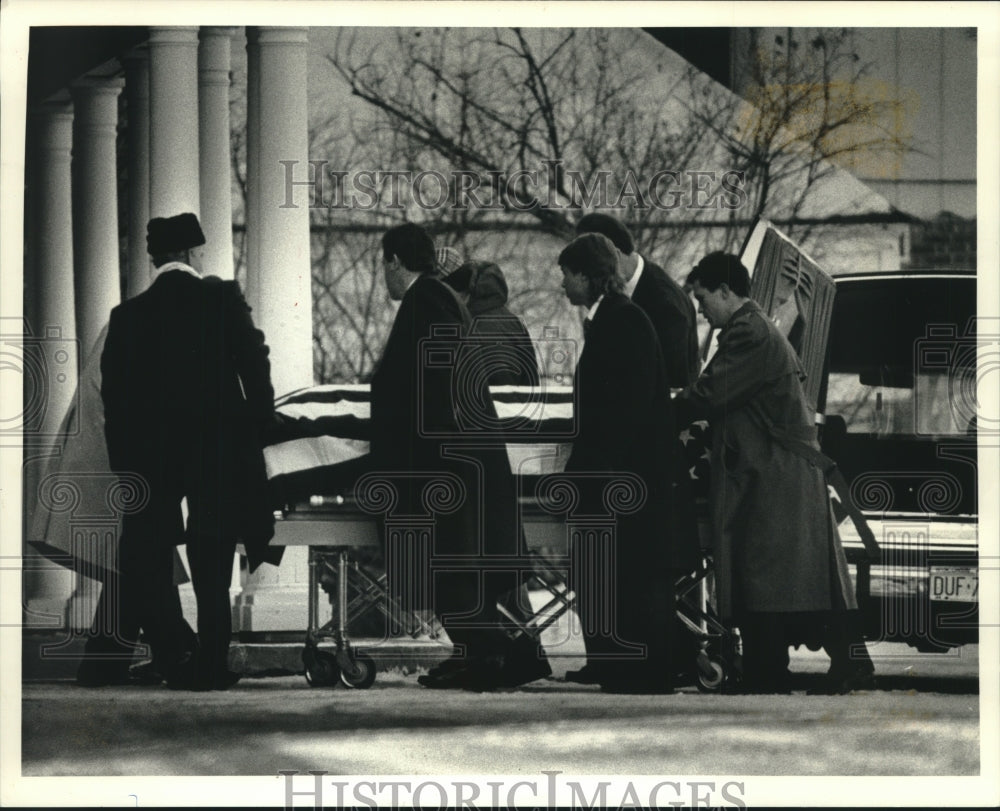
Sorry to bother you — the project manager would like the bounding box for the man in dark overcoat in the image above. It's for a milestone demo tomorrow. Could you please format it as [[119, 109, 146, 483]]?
[[100, 212, 278, 690], [679, 252, 874, 693], [369, 223, 550, 690], [575, 213, 699, 387], [571, 214, 703, 687], [558, 233, 699, 694]]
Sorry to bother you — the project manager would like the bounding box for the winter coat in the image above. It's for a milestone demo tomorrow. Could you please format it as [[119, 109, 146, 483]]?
[[101, 270, 279, 572], [681, 300, 855, 621], [368, 274, 526, 619], [446, 261, 539, 387], [27, 325, 189, 584]]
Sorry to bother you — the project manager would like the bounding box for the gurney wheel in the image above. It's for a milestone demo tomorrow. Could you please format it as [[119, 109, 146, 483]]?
[[339, 652, 377, 689], [695, 654, 727, 693], [303, 648, 340, 687]]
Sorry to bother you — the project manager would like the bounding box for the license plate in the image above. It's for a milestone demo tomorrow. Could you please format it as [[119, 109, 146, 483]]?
[[929, 568, 978, 602]]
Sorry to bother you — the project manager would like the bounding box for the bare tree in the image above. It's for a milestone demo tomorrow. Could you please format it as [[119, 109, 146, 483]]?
[[327, 27, 911, 261], [328, 29, 716, 239], [686, 27, 911, 253], [232, 27, 913, 383]]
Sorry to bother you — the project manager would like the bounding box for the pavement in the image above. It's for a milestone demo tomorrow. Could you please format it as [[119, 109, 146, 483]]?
[[21, 652, 979, 775], [10, 592, 988, 808], [17, 626, 982, 779]]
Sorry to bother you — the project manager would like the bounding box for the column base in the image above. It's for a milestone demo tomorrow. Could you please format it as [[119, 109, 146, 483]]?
[[231, 546, 319, 633], [65, 573, 101, 633], [23, 595, 71, 630], [22, 558, 74, 630], [232, 584, 324, 633]]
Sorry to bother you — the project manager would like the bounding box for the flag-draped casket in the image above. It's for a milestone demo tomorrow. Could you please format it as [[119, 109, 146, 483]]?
[[263, 384, 578, 506]]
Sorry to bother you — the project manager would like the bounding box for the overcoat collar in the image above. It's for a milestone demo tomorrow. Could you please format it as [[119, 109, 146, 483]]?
[[719, 299, 760, 335]]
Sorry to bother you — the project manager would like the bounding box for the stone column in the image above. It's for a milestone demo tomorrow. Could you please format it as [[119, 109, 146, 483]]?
[[147, 27, 200, 219], [122, 48, 152, 298], [30, 103, 78, 392], [234, 27, 313, 632], [22, 102, 78, 629], [244, 26, 312, 397], [244, 27, 262, 314], [67, 78, 124, 630], [198, 27, 237, 280], [70, 79, 123, 374]]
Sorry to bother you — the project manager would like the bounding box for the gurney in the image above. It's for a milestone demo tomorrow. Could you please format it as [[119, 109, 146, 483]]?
[[265, 384, 577, 688], [264, 384, 736, 691]]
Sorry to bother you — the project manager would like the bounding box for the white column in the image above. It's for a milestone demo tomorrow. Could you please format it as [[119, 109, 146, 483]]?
[[70, 79, 123, 369], [67, 78, 124, 629], [123, 48, 152, 298], [147, 27, 200, 219], [198, 27, 237, 280], [234, 27, 314, 632], [22, 102, 77, 629], [31, 103, 78, 376], [244, 26, 261, 314], [245, 26, 312, 397]]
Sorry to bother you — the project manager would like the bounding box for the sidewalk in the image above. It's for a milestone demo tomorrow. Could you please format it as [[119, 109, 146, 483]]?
[[19, 649, 979, 781]]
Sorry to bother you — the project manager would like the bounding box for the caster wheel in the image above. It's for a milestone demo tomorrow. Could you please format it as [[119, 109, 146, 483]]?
[[339, 652, 377, 689], [695, 654, 727, 693], [303, 648, 339, 687]]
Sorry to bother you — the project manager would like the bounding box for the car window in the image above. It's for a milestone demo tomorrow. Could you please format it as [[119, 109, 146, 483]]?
[[824, 276, 976, 438], [826, 370, 969, 436]]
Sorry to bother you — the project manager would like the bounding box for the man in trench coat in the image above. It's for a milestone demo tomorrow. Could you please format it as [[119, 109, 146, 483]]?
[[679, 252, 874, 693], [369, 223, 550, 690]]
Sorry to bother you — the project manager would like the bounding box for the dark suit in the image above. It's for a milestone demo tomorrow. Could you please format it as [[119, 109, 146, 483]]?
[[566, 293, 699, 689], [632, 257, 699, 388], [631, 257, 703, 681], [369, 275, 531, 659], [101, 267, 276, 682]]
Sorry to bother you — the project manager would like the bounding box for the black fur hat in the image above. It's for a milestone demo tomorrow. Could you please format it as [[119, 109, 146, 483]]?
[[146, 213, 206, 255]]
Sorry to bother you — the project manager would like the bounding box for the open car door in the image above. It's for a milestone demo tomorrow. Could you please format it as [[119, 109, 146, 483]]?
[[737, 218, 838, 413]]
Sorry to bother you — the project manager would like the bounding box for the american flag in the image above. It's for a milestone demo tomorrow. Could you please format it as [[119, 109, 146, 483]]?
[[263, 384, 582, 504]]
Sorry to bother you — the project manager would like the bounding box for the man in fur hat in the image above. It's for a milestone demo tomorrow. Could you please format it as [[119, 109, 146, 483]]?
[[98, 212, 277, 690]]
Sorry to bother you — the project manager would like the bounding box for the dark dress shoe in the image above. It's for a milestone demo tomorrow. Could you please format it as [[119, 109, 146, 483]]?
[[164, 651, 200, 690], [564, 664, 604, 684], [127, 661, 165, 686], [418, 659, 494, 690], [497, 651, 552, 688], [426, 650, 471, 679]]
